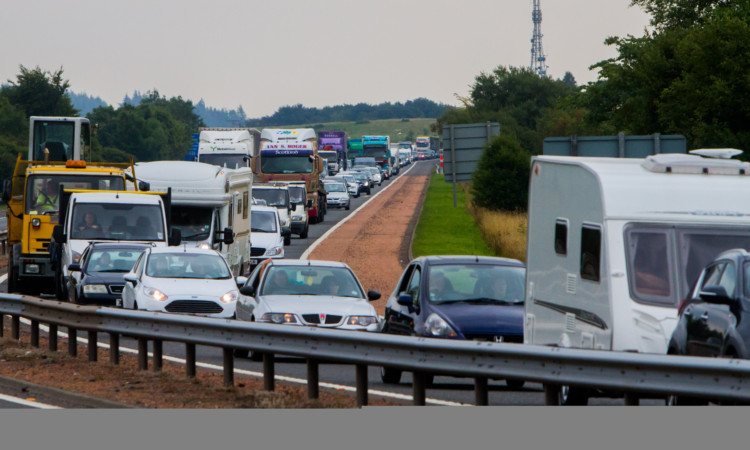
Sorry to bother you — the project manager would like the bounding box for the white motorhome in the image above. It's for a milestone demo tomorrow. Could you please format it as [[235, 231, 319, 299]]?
[[525, 151, 750, 358], [133, 161, 253, 275], [197, 128, 260, 169]]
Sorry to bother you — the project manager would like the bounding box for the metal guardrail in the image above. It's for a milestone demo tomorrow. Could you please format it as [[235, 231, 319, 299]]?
[[1, 293, 750, 406]]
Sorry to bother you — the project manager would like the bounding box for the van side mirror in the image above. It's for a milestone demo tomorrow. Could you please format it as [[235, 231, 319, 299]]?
[[2, 179, 11, 204], [138, 181, 150, 191], [397, 294, 413, 307], [168, 228, 182, 246], [53, 224, 66, 243], [306, 199, 313, 208], [224, 227, 234, 245]]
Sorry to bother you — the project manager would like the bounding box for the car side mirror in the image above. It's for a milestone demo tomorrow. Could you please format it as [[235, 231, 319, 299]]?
[[68, 264, 81, 272], [2, 179, 11, 204], [397, 294, 413, 306], [292, 203, 298, 212], [123, 273, 138, 286], [53, 224, 66, 243], [168, 228, 182, 246], [367, 290, 381, 301], [236, 276, 248, 288], [699, 285, 736, 305], [240, 284, 256, 297]]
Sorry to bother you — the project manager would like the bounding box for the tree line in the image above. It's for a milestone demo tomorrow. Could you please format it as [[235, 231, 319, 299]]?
[[458, 0, 750, 211]]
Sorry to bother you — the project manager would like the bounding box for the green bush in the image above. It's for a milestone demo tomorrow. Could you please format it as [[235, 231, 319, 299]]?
[[471, 134, 530, 211]]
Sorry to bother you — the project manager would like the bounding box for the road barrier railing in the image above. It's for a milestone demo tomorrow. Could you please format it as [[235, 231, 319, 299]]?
[[1, 293, 749, 406]]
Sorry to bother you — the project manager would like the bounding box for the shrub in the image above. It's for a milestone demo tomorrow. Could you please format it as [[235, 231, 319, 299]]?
[[471, 134, 530, 211]]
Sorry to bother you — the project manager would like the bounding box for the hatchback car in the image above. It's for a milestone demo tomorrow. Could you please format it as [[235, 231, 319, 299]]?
[[324, 181, 351, 210], [122, 247, 246, 319], [668, 248, 750, 404], [67, 242, 148, 305], [380, 255, 526, 386]]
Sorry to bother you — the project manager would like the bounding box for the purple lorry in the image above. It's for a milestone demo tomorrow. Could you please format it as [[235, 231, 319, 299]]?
[[317, 131, 348, 173]]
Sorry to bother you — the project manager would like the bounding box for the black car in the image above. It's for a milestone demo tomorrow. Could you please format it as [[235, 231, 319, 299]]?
[[380, 255, 526, 387], [668, 248, 750, 404], [67, 243, 149, 305]]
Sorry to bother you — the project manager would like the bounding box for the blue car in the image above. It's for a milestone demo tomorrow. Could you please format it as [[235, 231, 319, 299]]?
[[380, 255, 525, 386]]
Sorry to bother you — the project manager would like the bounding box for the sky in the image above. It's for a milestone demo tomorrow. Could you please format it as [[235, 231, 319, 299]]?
[[0, 0, 651, 118]]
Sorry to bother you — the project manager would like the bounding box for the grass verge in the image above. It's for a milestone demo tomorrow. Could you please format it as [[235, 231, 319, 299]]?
[[411, 173, 495, 258], [467, 203, 527, 262]]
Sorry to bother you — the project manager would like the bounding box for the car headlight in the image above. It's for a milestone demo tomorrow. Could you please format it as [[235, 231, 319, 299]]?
[[221, 290, 238, 303], [83, 284, 108, 294], [346, 316, 378, 327], [291, 214, 304, 221], [144, 286, 168, 302], [72, 251, 82, 264], [265, 246, 283, 256], [260, 313, 298, 324], [425, 313, 457, 338], [198, 243, 211, 250]]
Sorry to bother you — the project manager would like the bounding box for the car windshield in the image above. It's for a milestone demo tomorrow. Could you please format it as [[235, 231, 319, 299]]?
[[70, 203, 164, 241], [146, 253, 231, 279], [251, 211, 278, 233], [427, 264, 525, 305], [261, 266, 364, 298], [253, 189, 289, 207], [171, 206, 212, 241], [86, 248, 144, 273], [326, 183, 346, 193]]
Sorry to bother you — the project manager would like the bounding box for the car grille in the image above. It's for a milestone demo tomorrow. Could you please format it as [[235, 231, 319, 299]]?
[[165, 300, 223, 314], [465, 334, 523, 343], [250, 247, 266, 257], [108, 285, 125, 294], [302, 314, 343, 325]]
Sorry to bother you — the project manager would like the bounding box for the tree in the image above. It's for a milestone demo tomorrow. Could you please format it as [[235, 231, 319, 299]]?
[[3, 65, 78, 117], [630, 0, 743, 30], [471, 134, 530, 212]]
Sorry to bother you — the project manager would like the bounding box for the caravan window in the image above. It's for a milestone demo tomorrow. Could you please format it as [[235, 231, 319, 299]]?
[[626, 229, 675, 305], [555, 219, 568, 255], [580, 225, 601, 282]]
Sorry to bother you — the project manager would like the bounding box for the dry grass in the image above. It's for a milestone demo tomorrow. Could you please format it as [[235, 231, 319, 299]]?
[[465, 188, 528, 262]]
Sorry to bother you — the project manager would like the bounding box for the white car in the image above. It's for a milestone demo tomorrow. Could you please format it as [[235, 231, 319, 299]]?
[[236, 259, 381, 341], [122, 247, 246, 319], [250, 206, 286, 268], [323, 181, 351, 210]]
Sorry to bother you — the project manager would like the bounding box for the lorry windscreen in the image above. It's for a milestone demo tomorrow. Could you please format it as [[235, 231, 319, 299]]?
[[260, 156, 312, 174], [198, 154, 249, 169], [362, 148, 386, 159], [319, 151, 337, 162], [171, 206, 213, 241], [70, 204, 164, 241], [416, 142, 429, 148], [26, 174, 125, 214]]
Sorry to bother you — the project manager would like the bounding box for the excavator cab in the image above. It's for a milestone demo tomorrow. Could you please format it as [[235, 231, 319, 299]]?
[[28, 117, 92, 162]]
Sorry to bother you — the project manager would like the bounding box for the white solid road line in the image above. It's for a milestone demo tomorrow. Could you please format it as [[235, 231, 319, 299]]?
[[300, 162, 419, 260], [0, 393, 62, 409]]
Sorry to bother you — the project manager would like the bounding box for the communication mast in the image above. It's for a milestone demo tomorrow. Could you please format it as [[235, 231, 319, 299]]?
[[530, 0, 548, 77]]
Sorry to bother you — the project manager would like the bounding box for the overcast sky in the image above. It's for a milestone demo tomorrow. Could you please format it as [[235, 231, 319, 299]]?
[[1, 0, 651, 118]]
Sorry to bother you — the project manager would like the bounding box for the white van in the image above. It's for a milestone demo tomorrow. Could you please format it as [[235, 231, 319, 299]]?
[[525, 151, 750, 358]]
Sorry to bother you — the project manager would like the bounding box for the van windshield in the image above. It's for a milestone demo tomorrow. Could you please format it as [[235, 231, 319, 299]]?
[[251, 211, 278, 233], [171, 206, 213, 241], [70, 204, 164, 241], [253, 189, 289, 208]]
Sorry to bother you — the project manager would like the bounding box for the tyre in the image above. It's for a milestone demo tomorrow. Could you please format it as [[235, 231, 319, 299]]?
[[55, 268, 69, 301], [345, 202, 350, 210], [284, 234, 291, 246], [506, 379, 526, 389], [233, 348, 249, 358], [543, 384, 589, 405], [300, 225, 308, 239], [380, 366, 402, 384]]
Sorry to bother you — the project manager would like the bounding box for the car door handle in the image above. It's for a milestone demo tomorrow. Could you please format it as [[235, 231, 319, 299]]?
[[700, 311, 709, 322]]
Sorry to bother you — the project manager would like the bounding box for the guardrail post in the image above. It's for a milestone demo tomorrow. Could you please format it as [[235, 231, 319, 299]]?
[[68, 328, 77, 356], [48, 324, 57, 351], [307, 359, 319, 399], [11, 315, 19, 340], [88, 331, 97, 362], [109, 333, 119, 365], [153, 340, 162, 372], [185, 343, 196, 378], [263, 353, 275, 391], [474, 377, 489, 406], [223, 348, 234, 387], [624, 393, 640, 406], [138, 338, 148, 370], [412, 372, 426, 406], [356, 364, 368, 407], [30, 320, 39, 347]]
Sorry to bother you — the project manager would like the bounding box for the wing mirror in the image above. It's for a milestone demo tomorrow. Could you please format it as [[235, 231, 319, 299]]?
[[53, 224, 66, 243], [222, 227, 234, 245], [123, 273, 138, 286], [367, 290, 381, 301], [240, 284, 256, 297], [699, 285, 736, 305], [168, 228, 182, 246], [306, 199, 313, 208], [236, 276, 248, 288], [68, 264, 81, 272]]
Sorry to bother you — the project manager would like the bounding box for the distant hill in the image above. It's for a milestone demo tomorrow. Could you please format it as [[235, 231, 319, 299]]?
[[69, 91, 108, 116]]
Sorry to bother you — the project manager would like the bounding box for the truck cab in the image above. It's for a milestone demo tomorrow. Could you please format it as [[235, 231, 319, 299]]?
[[28, 116, 92, 162]]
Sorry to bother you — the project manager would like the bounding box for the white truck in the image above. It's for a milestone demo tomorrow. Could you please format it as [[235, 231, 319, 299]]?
[[196, 128, 261, 169], [525, 150, 750, 403], [132, 161, 252, 275], [52, 190, 180, 301]]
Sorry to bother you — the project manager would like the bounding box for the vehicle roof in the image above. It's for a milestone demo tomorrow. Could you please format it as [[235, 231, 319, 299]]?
[[252, 205, 280, 214], [87, 242, 151, 250], [260, 128, 317, 142], [253, 185, 287, 190], [533, 154, 750, 221], [134, 161, 252, 186], [265, 259, 352, 269], [70, 192, 163, 204], [147, 246, 224, 256], [413, 255, 526, 268]]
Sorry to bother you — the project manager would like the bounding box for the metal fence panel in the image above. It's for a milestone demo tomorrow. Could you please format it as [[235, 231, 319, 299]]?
[[543, 133, 687, 158]]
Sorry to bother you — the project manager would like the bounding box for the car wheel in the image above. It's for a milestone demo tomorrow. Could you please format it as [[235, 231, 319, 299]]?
[[544, 384, 588, 405], [345, 202, 350, 211], [300, 225, 309, 239], [506, 379, 525, 389], [284, 235, 291, 246], [55, 269, 69, 302], [380, 366, 402, 384]]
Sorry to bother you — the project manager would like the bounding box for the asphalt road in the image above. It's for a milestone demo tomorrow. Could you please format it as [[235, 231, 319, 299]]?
[[0, 161, 663, 406]]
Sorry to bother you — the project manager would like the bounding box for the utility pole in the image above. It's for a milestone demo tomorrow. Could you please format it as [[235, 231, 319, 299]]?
[[530, 0, 548, 77]]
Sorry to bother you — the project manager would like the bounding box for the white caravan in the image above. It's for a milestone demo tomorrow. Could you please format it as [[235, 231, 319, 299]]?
[[133, 161, 253, 275], [525, 151, 750, 356], [197, 128, 260, 169]]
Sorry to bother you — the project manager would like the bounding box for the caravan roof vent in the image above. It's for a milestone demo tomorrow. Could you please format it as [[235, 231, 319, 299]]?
[[689, 148, 743, 159], [642, 152, 750, 175]]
